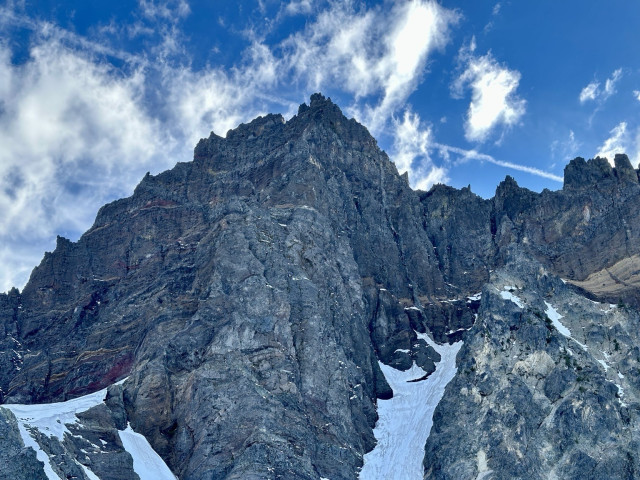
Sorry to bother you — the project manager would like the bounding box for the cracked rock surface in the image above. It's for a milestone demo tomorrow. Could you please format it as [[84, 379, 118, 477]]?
[[3, 95, 640, 479]]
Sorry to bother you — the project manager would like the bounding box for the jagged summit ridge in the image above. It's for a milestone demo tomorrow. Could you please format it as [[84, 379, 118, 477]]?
[[563, 153, 639, 189], [2, 94, 640, 479]]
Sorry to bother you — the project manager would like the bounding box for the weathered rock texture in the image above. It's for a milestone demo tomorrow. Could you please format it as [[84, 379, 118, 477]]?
[[424, 249, 640, 479], [2, 94, 640, 479]]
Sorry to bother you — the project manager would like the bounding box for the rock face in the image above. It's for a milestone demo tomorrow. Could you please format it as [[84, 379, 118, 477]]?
[[2, 94, 640, 479], [424, 250, 640, 479]]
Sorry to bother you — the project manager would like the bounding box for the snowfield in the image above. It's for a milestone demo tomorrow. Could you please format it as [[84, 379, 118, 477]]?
[[359, 333, 463, 479], [500, 286, 524, 308], [1, 379, 176, 480], [119, 424, 176, 480]]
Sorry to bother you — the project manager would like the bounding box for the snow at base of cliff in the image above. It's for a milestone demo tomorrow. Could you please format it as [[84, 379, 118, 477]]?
[[119, 424, 176, 480], [359, 334, 463, 480], [1, 378, 175, 480]]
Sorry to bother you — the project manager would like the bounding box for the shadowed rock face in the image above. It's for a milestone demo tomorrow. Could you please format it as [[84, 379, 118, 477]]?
[[0, 94, 446, 479], [423, 153, 640, 306], [2, 94, 640, 479]]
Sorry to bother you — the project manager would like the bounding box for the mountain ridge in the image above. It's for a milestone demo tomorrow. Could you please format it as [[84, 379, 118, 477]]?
[[2, 94, 640, 479]]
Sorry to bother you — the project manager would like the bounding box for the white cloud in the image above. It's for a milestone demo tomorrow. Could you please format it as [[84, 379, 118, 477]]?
[[435, 143, 563, 182], [138, 0, 190, 21], [452, 42, 526, 143], [579, 68, 623, 104], [283, 0, 458, 132], [604, 68, 622, 97], [483, 2, 502, 33], [634, 90, 640, 101], [595, 122, 629, 164], [285, 0, 313, 16], [579, 82, 599, 103], [392, 110, 448, 190]]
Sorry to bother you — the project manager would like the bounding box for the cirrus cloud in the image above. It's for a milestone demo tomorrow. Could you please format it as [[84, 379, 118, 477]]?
[[392, 109, 448, 191], [579, 68, 623, 104]]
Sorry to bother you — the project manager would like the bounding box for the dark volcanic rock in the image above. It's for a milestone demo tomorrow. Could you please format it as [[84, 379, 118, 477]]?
[[0, 94, 452, 479], [0, 408, 48, 480], [4, 94, 640, 479]]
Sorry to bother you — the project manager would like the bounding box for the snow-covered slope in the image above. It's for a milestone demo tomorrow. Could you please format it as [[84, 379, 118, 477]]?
[[0, 380, 175, 480], [118, 424, 176, 480], [359, 334, 462, 479]]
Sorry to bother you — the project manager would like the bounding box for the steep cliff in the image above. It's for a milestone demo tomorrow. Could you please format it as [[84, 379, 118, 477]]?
[[2, 95, 640, 479]]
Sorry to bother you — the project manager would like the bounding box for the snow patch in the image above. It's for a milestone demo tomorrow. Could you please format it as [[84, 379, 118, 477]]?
[[500, 287, 524, 308], [544, 301, 588, 350], [1, 377, 174, 480], [119, 424, 177, 480], [3, 388, 109, 441], [467, 292, 482, 302], [475, 449, 493, 480], [446, 328, 470, 335], [79, 463, 101, 480], [359, 333, 462, 480], [616, 384, 628, 407], [2, 388, 110, 480]]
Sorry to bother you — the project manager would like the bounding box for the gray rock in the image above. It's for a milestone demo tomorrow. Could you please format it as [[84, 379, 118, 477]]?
[[4, 94, 640, 479], [0, 408, 48, 480]]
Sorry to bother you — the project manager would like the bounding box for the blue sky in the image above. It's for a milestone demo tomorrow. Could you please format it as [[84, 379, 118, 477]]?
[[1, 0, 640, 291]]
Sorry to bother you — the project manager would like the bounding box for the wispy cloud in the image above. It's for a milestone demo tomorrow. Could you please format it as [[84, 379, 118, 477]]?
[[282, 0, 459, 132], [435, 143, 563, 182], [452, 38, 526, 143], [579, 68, 623, 104], [595, 122, 629, 164], [392, 110, 448, 190], [550, 130, 580, 162], [284, 0, 314, 16], [138, 0, 191, 21], [483, 2, 502, 34], [579, 82, 599, 103], [634, 90, 640, 102], [604, 68, 623, 96]]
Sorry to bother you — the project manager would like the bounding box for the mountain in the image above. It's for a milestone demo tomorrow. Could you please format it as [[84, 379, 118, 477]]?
[[2, 94, 640, 479]]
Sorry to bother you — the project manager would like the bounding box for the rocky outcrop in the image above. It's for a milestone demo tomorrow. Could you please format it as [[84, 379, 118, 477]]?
[[3, 94, 640, 479], [424, 249, 640, 479], [0, 408, 48, 480], [0, 94, 447, 479]]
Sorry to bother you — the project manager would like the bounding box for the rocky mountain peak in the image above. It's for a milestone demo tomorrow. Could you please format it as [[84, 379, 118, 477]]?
[[563, 154, 639, 190], [4, 95, 640, 480], [493, 175, 536, 220], [613, 153, 639, 184]]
